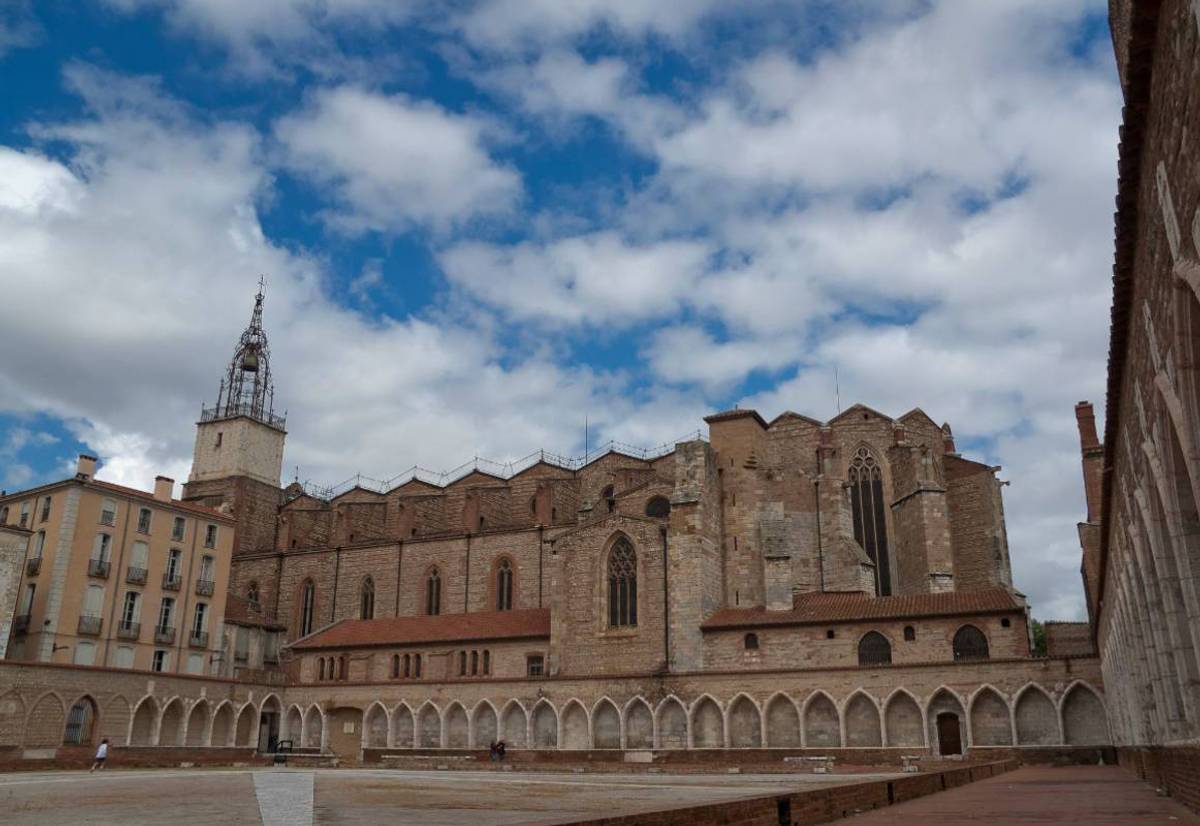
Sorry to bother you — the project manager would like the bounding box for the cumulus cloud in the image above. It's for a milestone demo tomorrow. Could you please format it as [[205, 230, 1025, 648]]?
[[275, 86, 521, 234]]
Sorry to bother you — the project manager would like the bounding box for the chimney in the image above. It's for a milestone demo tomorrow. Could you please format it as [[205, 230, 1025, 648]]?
[[1074, 402, 1104, 523], [941, 422, 956, 454], [154, 476, 175, 502], [76, 454, 98, 480], [1075, 401, 1100, 450]]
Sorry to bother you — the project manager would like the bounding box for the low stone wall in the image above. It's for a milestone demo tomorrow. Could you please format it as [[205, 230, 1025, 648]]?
[[1118, 746, 1200, 815], [558, 759, 1018, 825], [973, 745, 1116, 765], [0, 746, 270, 772]]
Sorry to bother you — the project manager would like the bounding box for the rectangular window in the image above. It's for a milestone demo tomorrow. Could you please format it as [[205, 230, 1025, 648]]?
[[151, 650, 167, 672], [192, 602, 208, 636], [166, 548, 181, 579], [20, 583, 35, 614], [171, 516, 186, 541], [137, 507, 152, 534], [92, 533, 112, 562], [114, 646, 135, 669], [199, 554, 214, 582], [204, 524, 217, 548], [100, 499, 117, 526], [32, 531, 45, 559], [130, 540, 149, 570], [84, 585, 104, 616], [121, 592, 140, 626], [526, 655, 544, 677], [157, 597, 174, 631], [40, 496, 52, 522], [18, 502, 29, 528]]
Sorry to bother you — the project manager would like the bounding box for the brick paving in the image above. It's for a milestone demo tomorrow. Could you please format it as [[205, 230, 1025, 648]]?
[[843, 766, 1200, 824]]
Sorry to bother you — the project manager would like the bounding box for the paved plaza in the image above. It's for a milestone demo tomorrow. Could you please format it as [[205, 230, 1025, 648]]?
[[0, 766, 900, 825]]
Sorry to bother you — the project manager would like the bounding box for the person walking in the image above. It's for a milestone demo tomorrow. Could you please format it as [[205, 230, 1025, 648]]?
[[90, 738, 109, 772]]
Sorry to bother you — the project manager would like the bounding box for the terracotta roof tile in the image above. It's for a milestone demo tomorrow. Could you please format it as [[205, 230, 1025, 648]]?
[[89, 480, 236, 521], [701, 588, 1021, 631], [290, 608, 550, 650]]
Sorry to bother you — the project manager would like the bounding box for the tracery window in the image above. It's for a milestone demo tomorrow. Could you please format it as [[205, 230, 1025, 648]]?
[[360, 576, 375, 620], [849, 447, 892, 595], [496, 558, 514, 611], [857, 631, 892, 666], [607, 537, 637, 628], [299, 579, 315, 636], [952, 625, 990, 661], [426, 567, 441, 616]]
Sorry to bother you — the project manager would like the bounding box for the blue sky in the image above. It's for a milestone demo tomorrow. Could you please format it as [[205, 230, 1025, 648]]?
[[0, 0, 1120, 619]]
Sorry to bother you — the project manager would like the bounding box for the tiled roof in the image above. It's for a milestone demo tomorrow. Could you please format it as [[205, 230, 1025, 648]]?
[[290, 608, 551, 650], [701, 588, 1022, 631], [703, 408, 769, 429], [89, 480, 236, 521], [223, 593, 286, 630]]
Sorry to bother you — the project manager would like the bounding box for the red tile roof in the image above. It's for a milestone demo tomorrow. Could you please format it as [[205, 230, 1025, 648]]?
[[290, 608, 551, 650], [89, 480, 236, 521], [701, 588, 1022, 631]]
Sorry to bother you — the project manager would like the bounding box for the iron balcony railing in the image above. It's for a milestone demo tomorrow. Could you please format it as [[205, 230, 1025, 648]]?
[[162, 573, 182, 591], [77, 615, 102, 636], [25, 557, 41, 576], [200, 402, 286, 429], [126, 566, 147, 585], [264, 651, 279, 665], [87, 558, 110, 578], [13, 614, 31, 633], [195, 579, 215, 597], [154, 625, 176, 644], [188, 631, 209, 648], [234, 650, 249, 663], [116, 621, 140, 640]]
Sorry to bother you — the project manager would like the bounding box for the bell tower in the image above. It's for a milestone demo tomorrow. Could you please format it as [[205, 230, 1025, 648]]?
[[183, 283, 286, 555]]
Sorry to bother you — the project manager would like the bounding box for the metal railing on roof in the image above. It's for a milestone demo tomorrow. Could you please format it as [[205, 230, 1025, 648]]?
[[291, 430, 706, 502]]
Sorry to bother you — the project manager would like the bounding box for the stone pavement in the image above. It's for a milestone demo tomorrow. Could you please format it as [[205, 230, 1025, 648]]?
[[843, 765, 1200, 824]]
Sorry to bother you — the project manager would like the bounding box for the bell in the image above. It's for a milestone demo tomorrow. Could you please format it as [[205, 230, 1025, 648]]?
[[240, 351, 259, 372]]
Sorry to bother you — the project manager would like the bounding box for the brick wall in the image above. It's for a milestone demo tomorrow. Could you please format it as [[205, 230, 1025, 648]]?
[[1119, 746, 1200, 814]]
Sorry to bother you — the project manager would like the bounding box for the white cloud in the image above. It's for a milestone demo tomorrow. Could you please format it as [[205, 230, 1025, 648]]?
[[275, 86, 521, 234]]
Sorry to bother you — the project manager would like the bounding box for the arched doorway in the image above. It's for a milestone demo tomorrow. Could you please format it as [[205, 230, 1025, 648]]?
[[936, 712, 963, 756], [64, 697, 98, 745]]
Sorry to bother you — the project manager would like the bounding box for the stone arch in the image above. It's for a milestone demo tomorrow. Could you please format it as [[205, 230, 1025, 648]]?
[[471, 701, 498, 748], [727, 694, 762, 748], [24, 691, 65, 749], [844, 691, 882, 747], [1014, 684, 1060, 745], [764, 693, 801, 747], [926, 687, 967, 755], [591, 698, 621, 749], [210, 701, 235, 747], [303, 704, 324, 750], [1061, 682, 1110, 745], [185, 699, 211, 747], [63, 695, 99, 746], [969, 686, 1013, 746], [623, 697, 654, 749], [603, 532, 640, 629], [444, 702, 469, 749], [158, 697, 185, 747], [417, 702, 441, 748], [284, 704, 304, 744], [363, 702, 389, 749], [531, 700, 558, 749], [129, 696, 158, 746], [391, 703, 415, 748], [883, 689, 924, 748], [100, 695, 130, 746], [499, 700, 527, 748], [0, 692, 26, 747], [235, 703, 257, 747], [655, 696, 687, 749], [560, 700, 589, 750], [689, 695, 724, 749], [259, 693, 283, 717], [802, 691, 841, 747]]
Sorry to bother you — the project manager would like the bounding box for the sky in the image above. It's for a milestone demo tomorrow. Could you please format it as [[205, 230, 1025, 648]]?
[[0, 0, 1121, 620]]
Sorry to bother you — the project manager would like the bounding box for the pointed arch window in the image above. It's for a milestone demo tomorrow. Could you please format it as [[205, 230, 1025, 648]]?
[[952, 625, 989, 660], [849, 446, 892, 595], [425, 567, 441, 616], [496, 558, 514, 611], [247, 582, 260, 610], [857, 631, 892, 666], [360, 576, 375, 620], [299, 579, 315, 636], [607, 537, 638, 627]]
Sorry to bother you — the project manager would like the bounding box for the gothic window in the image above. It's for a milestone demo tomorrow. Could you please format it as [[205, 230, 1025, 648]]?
[[607, 537, 637, 628], [247, 582, 260, 610], [403, 653, 411, 678], [426, 568, 441, 616], [483, 650, 490, 674], [645, 496, 671, 518], [952, 625, 990, 661], [391, 654, 400, 678], [601, 485, 615, 513], [360, 576, 375, 620], [857, 631, 892, 666], [496, 558, 514, 611], [299, 579, 315, 636], [413, 653, 422, 678], [459, 651, 467, 676], [848, 446, 892, 595], [318, 657, 325, 680]]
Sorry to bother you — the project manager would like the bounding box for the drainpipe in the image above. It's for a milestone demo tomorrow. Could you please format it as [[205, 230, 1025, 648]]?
[[661, 525, 670, 670], [331, 546, 341, 622], [464, 532, 471, 613]]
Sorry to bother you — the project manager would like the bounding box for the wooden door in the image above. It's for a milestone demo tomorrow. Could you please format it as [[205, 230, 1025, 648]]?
[[936, 712, 962, 755]]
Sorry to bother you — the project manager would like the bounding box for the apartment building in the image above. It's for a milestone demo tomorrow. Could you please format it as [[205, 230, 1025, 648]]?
[[0, 454, 234, 675]]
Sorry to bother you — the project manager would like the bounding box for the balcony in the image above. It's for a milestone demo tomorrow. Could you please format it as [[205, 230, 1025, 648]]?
[[126, 566, 147, 585], [77, 615, 102, 636], [195, 579, 215, 597], [25, 557, 41, 576], [87, 558, 111, 579], [162, 573, 182, 591], [154, 625, 176, 645], [116, 621, 140, 641], [188, 631, 210, 649], [234, 650, 249, 664], [263, 651, 279, 665], [13, 613, 31, 634]]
